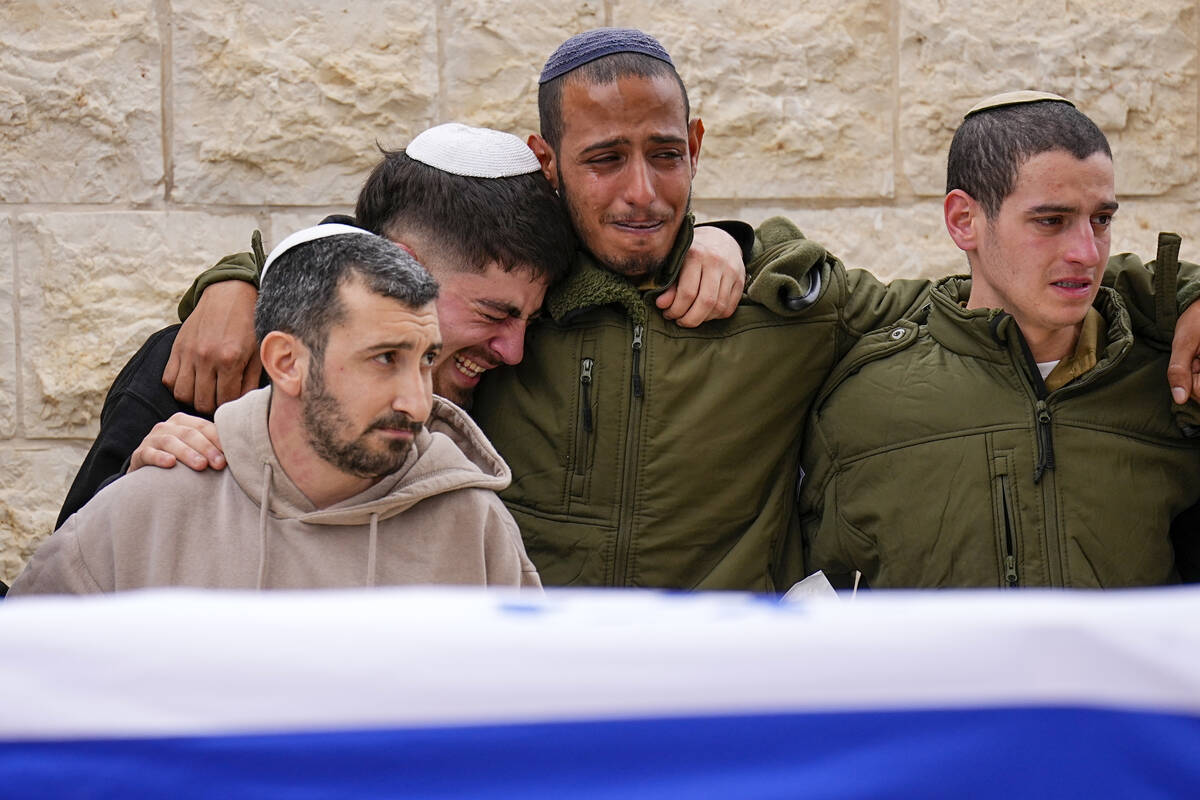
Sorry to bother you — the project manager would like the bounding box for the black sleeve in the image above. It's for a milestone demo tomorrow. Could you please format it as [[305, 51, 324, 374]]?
[[1172, 501, 1200, 583], [695, 220, 756, 264], [56, 326, 210, 529]]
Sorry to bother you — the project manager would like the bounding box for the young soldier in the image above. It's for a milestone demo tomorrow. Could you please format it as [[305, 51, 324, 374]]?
[[798, 92, 1200, 588]]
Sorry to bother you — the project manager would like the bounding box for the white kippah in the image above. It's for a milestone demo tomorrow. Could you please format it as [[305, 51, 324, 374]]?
[[260, 223, 375, 285], [965, 90, 1074, 118], [405, 123, 541, 178]]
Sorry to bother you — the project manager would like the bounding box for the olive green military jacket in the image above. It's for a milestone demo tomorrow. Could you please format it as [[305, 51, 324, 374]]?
[[798, 239, 1200, 589], [471, 217, 933, 590]]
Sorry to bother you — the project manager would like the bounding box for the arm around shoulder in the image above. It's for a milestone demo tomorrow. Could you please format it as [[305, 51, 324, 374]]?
[[1105, 233, 1200, 405], [1102, 233, 1200, 322], [743, 217, 830, 314], [176, 230, 266, 321], [658, 222, 751, 326], [167, 232, 267, 413], [743, 217, 933, 335]]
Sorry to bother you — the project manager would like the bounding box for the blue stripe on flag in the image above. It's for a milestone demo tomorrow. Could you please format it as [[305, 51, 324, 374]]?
[[3, 705, 1198, 799]]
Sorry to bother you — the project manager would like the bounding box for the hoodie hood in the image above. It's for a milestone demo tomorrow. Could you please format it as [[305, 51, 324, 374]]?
[[217, 387, 511, 526]]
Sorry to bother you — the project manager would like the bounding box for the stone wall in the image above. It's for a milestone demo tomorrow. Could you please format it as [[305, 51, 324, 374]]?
[[2, 1, 1197, 583]]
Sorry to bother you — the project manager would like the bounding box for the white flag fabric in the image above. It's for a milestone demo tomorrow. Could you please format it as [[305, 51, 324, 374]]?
[[2, 586, 1199, 797]]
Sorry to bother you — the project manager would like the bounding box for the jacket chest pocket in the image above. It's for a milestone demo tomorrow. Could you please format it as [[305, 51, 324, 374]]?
[[570, 338, 598, 499], [990, 451, 1021, 588]]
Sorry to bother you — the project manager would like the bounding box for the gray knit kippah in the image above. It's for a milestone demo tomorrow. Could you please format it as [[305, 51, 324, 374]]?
[[539, 27, 674, 84], [406, 123, 541, 179]]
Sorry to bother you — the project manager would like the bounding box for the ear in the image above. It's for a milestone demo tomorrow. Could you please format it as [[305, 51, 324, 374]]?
[[260, 331, 308, 398], [527, 134, 558, 190], [687, 117, 705, 177], [944, 189, 983, 254], [391, 238, 419, 260]]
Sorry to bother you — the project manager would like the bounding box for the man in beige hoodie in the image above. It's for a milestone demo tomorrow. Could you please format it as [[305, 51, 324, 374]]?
[[11, 226, 541, 594]]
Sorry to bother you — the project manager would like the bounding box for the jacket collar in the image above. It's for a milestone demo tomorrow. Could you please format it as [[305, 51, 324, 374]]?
[[544, 214, 696, 324], [925, 275, 1134, 370]]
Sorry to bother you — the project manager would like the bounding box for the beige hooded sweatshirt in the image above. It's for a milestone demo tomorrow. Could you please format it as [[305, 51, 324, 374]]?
[[11, 387, 541, 594]]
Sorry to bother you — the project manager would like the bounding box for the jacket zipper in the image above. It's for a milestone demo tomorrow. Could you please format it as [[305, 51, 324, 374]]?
[[1009, 327, 1056, 485], [574, 357, 594, 477], [1000, 314, 1064, 585], [1033, 400, 1054, 484], [612, 322, 645, 584], [630, 324, 644, 398], [999, 473, 1019, 587]]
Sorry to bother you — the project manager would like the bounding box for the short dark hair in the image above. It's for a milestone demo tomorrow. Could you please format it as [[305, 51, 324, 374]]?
[[354, 150, 576, 286], [254, 233, 438, 357], [946, 100, 1112, 219], [537, 52, 690, 151]]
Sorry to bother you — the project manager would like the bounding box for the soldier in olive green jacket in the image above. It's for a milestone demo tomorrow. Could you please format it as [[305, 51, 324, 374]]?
[[472, 215, 930, 590], [801, 259, 1200, 588], [798, 92, 1200, 589]]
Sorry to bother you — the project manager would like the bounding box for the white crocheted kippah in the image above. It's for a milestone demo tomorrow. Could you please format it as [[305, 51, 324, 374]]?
[[260, 223, 375, 285], [405, 123, 541, 179]]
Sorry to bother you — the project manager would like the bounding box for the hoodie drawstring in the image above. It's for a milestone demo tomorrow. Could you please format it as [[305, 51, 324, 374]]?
[[366, 513, 379, 587], [257, 462, 272, 589], [254, 462, 379, 588]]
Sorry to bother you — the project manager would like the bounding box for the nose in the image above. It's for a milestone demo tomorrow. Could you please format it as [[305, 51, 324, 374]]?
[[489, 319, 527, 366], [393, 364, 434, 424], [622, 155, 656, 209], [1066, 218, 1102, 266]]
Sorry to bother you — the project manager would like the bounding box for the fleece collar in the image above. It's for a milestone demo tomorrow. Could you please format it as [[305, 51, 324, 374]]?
[[545, 214, 696, 324], [926, 276, 1132, 374]]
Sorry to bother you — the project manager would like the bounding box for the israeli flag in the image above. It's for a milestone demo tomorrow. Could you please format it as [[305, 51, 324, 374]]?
[[2, 587, 1199, 798]]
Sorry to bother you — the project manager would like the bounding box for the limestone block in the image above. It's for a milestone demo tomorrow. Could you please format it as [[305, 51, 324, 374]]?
[[271, 210, 351, 244], [173, 0, 438, 205], [0, 0, 162, 203], [615, 1, 894, 200], [900, 0, 1197, 197], [0, 442, 91, 584], [17, 212, 261, 438], [1110, 201, 1200, 261], [0, 218, 14, 438], [736, 203, 962, 281], [441, 2, 604, 135]]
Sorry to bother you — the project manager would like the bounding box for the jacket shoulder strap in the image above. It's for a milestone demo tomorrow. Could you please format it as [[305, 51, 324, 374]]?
[[1154, 231, 1182, 333]]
